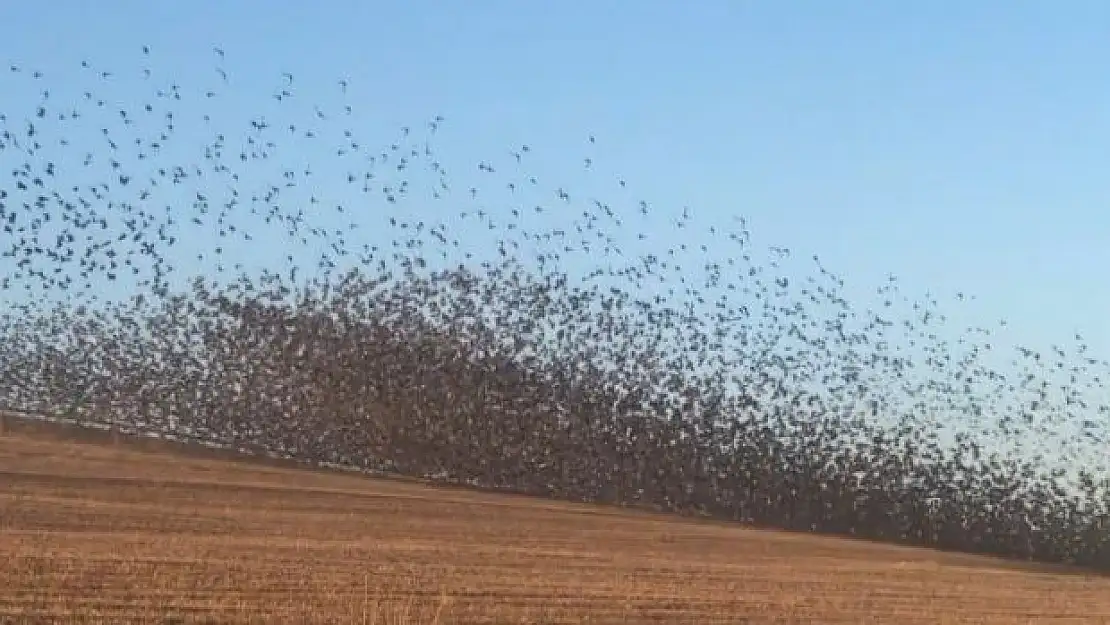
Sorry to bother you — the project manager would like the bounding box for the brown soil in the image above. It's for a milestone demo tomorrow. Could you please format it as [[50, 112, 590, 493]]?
[[2, 418, 1109, 624]]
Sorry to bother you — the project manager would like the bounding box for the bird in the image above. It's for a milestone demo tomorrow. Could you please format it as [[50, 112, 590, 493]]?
[[1, 44, 1109, 574]]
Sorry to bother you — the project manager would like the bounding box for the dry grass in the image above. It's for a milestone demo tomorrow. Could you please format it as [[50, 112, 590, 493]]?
[[2, 423, 1110, 623]]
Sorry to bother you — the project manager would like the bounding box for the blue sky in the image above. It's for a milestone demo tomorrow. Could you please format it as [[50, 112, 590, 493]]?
[[3, 0, 1109, 363]]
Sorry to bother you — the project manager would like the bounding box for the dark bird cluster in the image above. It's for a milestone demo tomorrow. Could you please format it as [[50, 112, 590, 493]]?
[[4, 48, 1110, 571]]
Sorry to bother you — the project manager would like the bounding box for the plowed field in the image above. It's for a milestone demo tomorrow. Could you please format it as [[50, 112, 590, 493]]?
[[2, 420, 1108, 624]]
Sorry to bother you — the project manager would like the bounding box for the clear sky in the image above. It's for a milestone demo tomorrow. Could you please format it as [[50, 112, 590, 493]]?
[[4, 0, 1109, 362]]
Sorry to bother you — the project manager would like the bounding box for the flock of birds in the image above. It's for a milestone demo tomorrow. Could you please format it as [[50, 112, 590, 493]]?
[[4, 47, 1110, 570]]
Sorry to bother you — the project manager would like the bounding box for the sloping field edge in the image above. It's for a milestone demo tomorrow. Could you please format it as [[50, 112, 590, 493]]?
[[2, 408, 1105, 580]]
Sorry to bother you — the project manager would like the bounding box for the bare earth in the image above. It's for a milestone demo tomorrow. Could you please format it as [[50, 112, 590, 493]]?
[[2, 422, 1109, 624]]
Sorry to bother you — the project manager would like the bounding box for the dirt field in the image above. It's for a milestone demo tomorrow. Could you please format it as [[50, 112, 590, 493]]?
[[2, 422, 1110, 624]]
